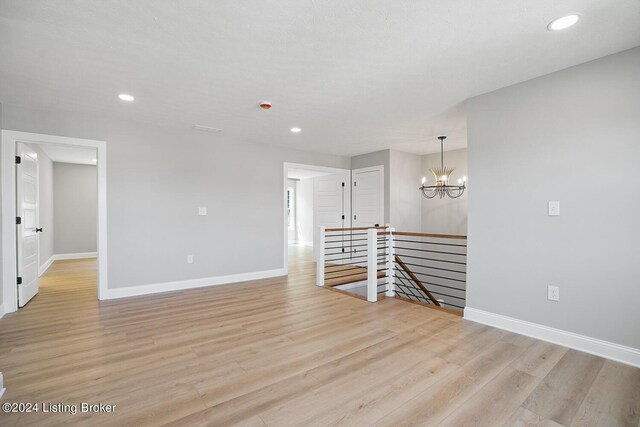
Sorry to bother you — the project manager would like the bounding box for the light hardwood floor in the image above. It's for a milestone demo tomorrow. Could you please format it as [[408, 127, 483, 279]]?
[[0, 247, 639, 426]]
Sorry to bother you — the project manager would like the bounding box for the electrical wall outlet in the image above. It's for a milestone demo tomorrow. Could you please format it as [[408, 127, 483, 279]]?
[[547, 285, 560, 301], [198, 207, 207, 216], [548, 201, 560, 216], [187, 255, 194, 264]]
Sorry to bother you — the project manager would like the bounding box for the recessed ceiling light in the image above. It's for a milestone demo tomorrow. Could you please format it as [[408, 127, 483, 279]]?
[[290, 127, 301, 133], [547, 14, 580, 31], [118, 93, 135, 102]]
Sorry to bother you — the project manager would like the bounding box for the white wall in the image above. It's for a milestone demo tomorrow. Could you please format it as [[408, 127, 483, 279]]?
[[26, 144, 55, 268], [296, 177, 314, 245], [287, 179, 297, 243], [389, 150, 421, 232], [53, 163, 97, 254], [466, 47, 640, 350], [2, 104, 349, 290], [420, 148, 467, 234]]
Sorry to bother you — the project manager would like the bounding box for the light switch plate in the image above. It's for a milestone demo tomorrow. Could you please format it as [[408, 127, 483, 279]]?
[[198, 207, 207, 216], [548, 201, 560, 216], [187, 255, 194, 264], [548, 285, 560, 301]]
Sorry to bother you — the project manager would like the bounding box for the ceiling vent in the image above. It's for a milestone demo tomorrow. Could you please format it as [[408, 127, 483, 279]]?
[[192, 125, 222, 133]]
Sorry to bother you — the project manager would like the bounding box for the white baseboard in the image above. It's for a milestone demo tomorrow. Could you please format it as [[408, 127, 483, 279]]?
[[39, 256, 55, 276], [0, 304, 5, 319], [53, 252, 97, 261], [464, 307, 640, 368], [38, 253, 97, 276], [105, 268, 287, 300]]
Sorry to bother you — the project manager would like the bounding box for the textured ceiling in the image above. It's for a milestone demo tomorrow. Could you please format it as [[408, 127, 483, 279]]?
[[1, 1, 639, 156]]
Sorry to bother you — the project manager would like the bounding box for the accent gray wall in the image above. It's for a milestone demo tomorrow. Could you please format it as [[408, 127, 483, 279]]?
[[389, 150, 421, 232], [351, 150, 390, 223], [53, 163, 97, 254], [466, 47, 640, 349], [2, 104, 350, 289], [420, 148, 467, 235]]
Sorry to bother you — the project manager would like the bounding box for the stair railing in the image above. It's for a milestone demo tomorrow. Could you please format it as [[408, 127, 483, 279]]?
[[317, 226, 467, 311]]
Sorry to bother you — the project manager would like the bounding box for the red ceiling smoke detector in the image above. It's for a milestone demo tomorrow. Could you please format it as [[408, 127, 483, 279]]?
[[259, 102, 272, 110]]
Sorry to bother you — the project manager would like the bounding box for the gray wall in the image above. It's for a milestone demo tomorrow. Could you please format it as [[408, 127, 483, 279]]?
[[421, 148, 467, 234], [2, 104, 350, 289], [351, 150, 390, 224], [0, 103, 3, 308], [389, 150, 421, 232], [53, 163, 97, 254], [466, 47, 640, 349], [26, 144, 55, 267]]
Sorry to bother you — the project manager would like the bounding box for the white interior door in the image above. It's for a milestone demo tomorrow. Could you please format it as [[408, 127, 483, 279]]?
[[16, 143, 40, 307], [313, 172, 351, 259], [352, 166, 384, 228]]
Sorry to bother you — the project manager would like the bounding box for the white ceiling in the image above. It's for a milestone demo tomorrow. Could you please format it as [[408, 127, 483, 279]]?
[[288, 168, 333, 180], [36, 143, 97, 165], [1, 1, 639, 156]]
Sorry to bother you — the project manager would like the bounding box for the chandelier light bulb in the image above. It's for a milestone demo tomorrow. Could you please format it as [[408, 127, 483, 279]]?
[[463, 176, 467, 182], [458, 178, 462, 184], [421, 176, 427, 184]]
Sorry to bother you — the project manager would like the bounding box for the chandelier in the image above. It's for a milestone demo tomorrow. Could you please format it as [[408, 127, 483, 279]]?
[[420, 136, 466, 199]]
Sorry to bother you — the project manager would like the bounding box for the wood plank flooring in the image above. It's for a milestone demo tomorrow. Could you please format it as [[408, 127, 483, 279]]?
[[0, 247, 639, 426]]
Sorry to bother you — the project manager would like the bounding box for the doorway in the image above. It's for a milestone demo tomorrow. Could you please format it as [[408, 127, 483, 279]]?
[[2, 130, 107, 313], [283, 163, 351, 275]]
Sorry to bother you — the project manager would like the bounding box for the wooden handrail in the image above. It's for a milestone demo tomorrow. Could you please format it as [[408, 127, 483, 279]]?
[[391, 231, 467, 240], [325, 226, 388, 232], [394, 255, 441, 306]]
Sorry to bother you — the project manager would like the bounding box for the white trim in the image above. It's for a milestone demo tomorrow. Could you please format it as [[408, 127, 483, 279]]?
[[2, 130, 108, 313], [283, 162, 352, 276], [464, 307, 640, 368], [52, 252, 98, 261], [106, 268, 286, 299], [0, 304, 5, 319], [39, 256, 54, 276], [39, 253, 97, 276]]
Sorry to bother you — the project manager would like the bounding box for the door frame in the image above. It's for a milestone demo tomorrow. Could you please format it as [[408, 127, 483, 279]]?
[[282, 162, 351, 275], [351, 165, 385, 227], [1, 130, 108, 313]]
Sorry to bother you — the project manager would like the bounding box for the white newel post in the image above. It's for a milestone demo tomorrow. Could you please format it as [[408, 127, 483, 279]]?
[[367, 228, 377, 302], [316, 226, 325, 286], [386, 227, 396, 297]]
